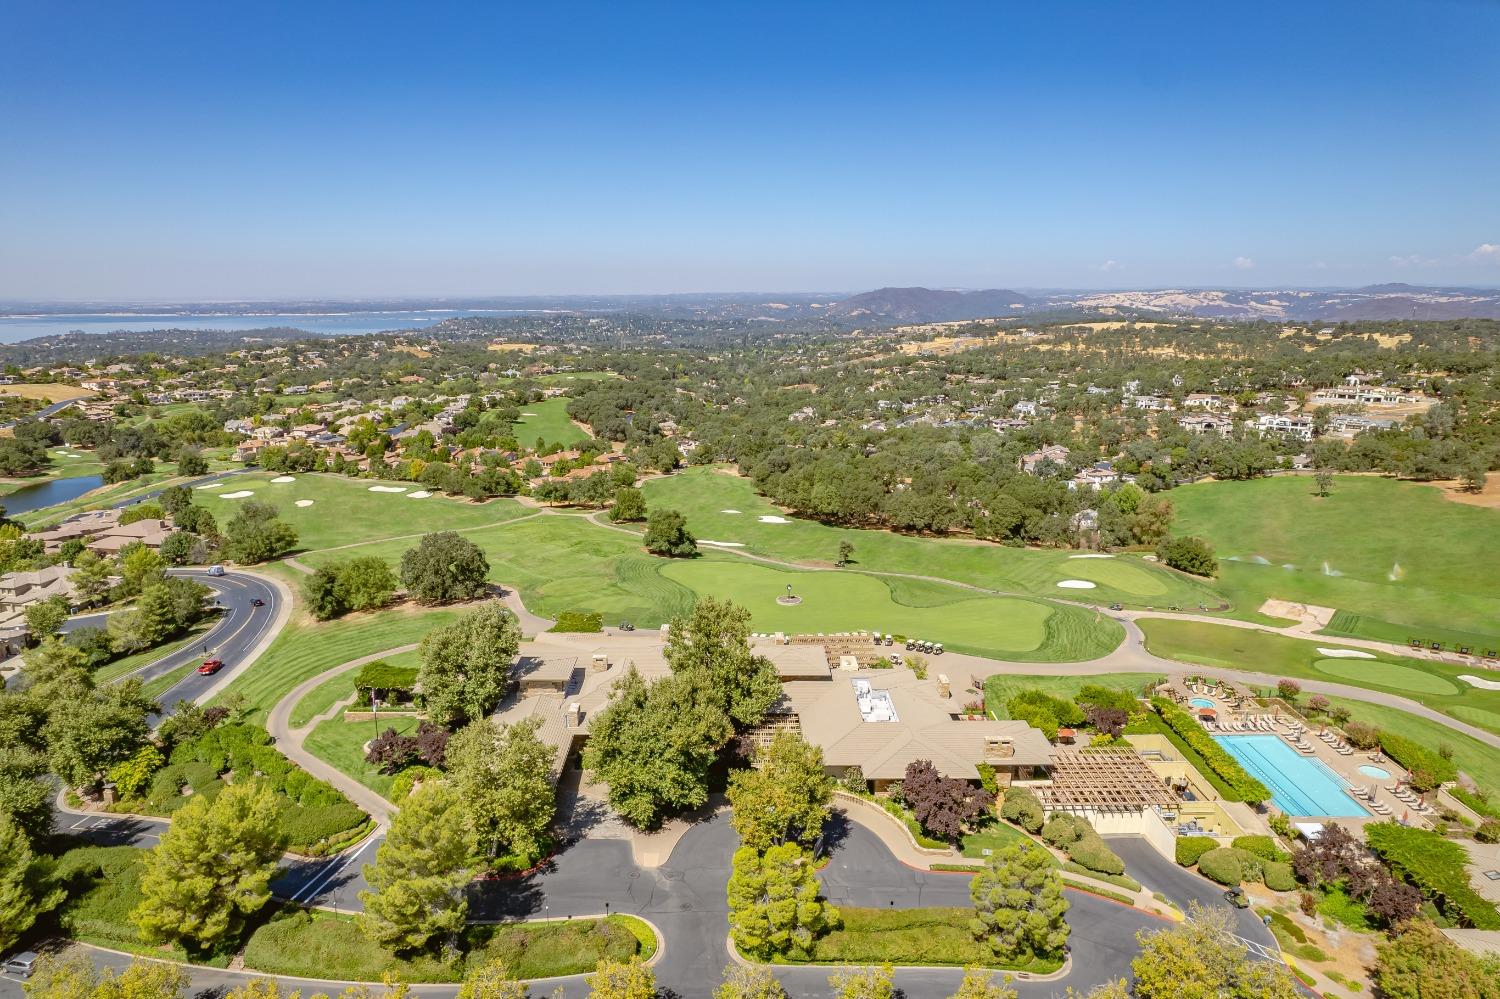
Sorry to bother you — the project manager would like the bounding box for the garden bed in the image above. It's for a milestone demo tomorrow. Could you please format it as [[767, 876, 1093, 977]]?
[[769, 907, 1063, 972]]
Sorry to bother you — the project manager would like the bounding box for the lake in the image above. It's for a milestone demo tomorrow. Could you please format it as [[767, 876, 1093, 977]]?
[[0, 309, 550, 343], [0, 474, 104, 515]]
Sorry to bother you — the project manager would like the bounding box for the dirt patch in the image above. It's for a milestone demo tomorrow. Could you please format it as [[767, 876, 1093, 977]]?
[[1433, 477, 1500, 509], [0, 383, 95, 402], [1259, 599, 1337, 630]]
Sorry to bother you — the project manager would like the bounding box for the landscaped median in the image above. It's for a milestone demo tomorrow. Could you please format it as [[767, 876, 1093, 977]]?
[[46, 841, 660, 982]]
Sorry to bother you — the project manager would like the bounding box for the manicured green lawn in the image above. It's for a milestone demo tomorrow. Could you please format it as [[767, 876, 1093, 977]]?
[[290, 648, 420, 728], [960, 820, 1040, 859], [243, 908, 647, 982], [1138, 618, 1500, 737], [639, 467, 1223, 610], [198, 471, 531, 552], [1171, 475, 1500, 642], [143, 662, 201, 704], [304, 714, 420, 799], [213, 599, 463, 719], [983, 673, 1163, 719], [778, 906, 1062, 972], [660, 559, 1121, 661], [514, 397, 591, 447], [92, 619, 218, 684]]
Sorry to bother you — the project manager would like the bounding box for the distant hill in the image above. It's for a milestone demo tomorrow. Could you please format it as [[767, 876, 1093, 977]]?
[[826, 287, 1032, 323]]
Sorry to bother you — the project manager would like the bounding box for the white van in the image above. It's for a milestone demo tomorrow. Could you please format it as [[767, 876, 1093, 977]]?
[[207, 565, 226, 577]]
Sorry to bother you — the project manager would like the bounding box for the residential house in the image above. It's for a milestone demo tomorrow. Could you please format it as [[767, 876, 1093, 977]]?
[[1255, 413, 1314, 441], [1177, 413, 1233, 438], [1020, 444, 1071, 474]]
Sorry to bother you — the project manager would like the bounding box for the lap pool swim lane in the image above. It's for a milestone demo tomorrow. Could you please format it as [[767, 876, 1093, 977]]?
[[1213, 735, 1370, 818]]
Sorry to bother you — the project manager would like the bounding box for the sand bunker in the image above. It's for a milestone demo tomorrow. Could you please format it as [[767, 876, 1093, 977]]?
[[1460, 674, 1500, 690], [270, 476, 296, 483], [758, 515, 790, 524], [408, 491, 431, 499], [700, 540, 746, 547], [1056, 579, 1097, 589], [1068, 553, 1114, 559], [368, 485, 408, 493], [521, 412, 538, 416], [720, 509, 742, 514], [294, 499, 315, 508], [219, 490, 255, 499], [1317, 648, 1376, 659], [196, 482, 224, 489]]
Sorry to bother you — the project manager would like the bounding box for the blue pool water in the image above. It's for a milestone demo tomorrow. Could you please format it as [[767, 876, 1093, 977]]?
[[1214, 735, 1370, 817], [1189, 697, 1217, 709]]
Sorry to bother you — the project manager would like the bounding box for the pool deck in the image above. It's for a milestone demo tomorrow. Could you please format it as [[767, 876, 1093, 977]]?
[[1167, 676, 1435, 828]]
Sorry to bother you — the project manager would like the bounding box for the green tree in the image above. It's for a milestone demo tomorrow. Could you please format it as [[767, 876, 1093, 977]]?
[[303, 564, 345, 621], [399, 531, 491, 605], [726, 843, 839, 958], [968, 841, 1070, 963], [950, 968, 1018, 999], [1313, 469, 1334, 497], [336, 556, 398, 612], [134, 576, 211, 645], [1373, 918, 1500, 999], [665, 596, 780, 728], [416, 602, 521, 726], [836, 539, 854, 566], [457, 961, 530, 999], [119, 543, 168, 594], [360, 781, 479, 953], [23, 953, 190, 999], [581, 667, 730, 828], [224, 501, 298, 564], [586, 957, 655, 999], [0, 814, 64, 953], [43, 680, 154, 791], [642, 508, 696, 557], [0, 745, 53, 843], [727, 732, 833, 851], [23, 595, 69, 642], [133, 779, 286, 950], [176, 447, 209, 476], [1154, 535, 1217, 577], [828, 965, 894, 999], [159, 530, 197, 565], [714, 965, 787, 999], [446, 717, 555, 864], [71, 550, 113, 606], [609, 486, 647, 522], [106, 744, 165, 799], [1129, 903, 1300, 999]]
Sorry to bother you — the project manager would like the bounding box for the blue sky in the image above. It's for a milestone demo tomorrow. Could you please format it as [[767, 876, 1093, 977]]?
[[2, 0, 1498, 299]]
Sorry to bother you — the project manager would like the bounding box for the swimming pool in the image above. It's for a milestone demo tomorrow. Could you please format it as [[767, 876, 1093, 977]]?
[[1190, 697, 1217, 709], [1214, 735, 1370, 817]]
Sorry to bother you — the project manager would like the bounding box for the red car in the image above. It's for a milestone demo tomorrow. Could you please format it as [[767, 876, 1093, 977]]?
[[197, 659, 224, 675]]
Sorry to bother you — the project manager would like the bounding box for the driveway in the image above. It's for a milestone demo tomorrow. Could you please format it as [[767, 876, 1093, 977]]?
[[1106, 835, 1278, 950]]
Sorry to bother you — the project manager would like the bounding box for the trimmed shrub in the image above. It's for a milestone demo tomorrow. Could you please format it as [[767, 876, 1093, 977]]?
[[1476, 820, 1500, 844], [1176, 836, 1218, 868], [1007, 689, 1085, 741], [1379, 731, 1458, 791], [280, 803, 369, 852], [389, 765, 441, 802], [1263, 861, 1297, 892], [1232, 835, 1291, 864], [976, 763, 999, 797], [1069, 835, 1125, 876], [1042, 813, 1088, 847], [1197, 848, 1245, 885], [1367, 821, 1500, 929], [1000, 787, 1044, 833], [550, 610, 604, 633]]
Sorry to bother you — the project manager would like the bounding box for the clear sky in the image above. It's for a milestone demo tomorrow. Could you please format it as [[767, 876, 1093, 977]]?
[[2, 0, 1498, 300]]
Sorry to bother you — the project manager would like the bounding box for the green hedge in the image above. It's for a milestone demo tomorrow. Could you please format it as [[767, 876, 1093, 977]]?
[[549, 611, 604, 633], [1379, 732, 1458, 788], [1149, 698, 1269, 802], [1451, 787, 1500, 820], [1040, 813, 1123, 876], [1175, 836, 1219, 867], [352, 661, 420, 692], [1007, 689, 1085, 741], [1000, 787, 1044, 833], [1366, 822, 1500, 929], [1197, 847, 1261, 887], [1263, 861, 1297, 892], [1232, 835, 1291, 864]]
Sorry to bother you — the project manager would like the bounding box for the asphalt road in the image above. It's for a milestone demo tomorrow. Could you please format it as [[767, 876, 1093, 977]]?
[[1106, 835, 1278, 950]]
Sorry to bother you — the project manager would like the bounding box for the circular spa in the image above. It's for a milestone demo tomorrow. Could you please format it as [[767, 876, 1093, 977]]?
[[1358, 765, 1392, 780], [1189, 697, 1217, 709]]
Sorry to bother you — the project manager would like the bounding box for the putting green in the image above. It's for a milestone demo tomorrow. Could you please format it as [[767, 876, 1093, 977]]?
[[1059, 559, 1169, 596], [1312, 659, 1461, 695], [1449, 705, 1500, 732], [659, 560, 1052, 653]]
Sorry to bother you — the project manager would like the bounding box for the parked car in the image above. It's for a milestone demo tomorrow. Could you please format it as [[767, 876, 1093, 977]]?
[[197, 659, 224, 675], [207, 565, 226, 577], [3, 952, 38, 979], [1223, 887, 1250, 909]]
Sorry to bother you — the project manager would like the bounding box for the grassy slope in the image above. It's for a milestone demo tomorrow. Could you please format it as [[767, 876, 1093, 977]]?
[[197, 471, 530, 552], [1138, 618, 1500, 737], [514, 397, 591, 447], [1321, 698, 1500, 791], [304, 714, 419, 799], [290, 648, 420, 727], [982, 673, 1164, 719], [639, 467, 1222, 610], [1171, 475, 1500, 640]]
